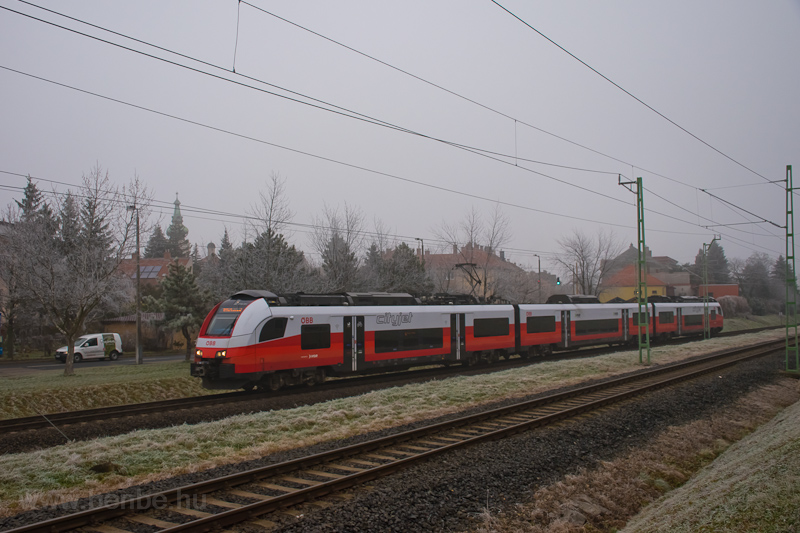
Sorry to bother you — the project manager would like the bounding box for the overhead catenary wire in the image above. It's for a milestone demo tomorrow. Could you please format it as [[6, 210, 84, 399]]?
[[5, 1, 779, 238], [2, 167, 781, 261], [0, 63, 778, 259], [0, 4, 783, 257], [490, 0, 773, 186]]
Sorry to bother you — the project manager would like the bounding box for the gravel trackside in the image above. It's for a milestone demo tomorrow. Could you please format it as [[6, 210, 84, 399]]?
[[0, 350, 789, 533]]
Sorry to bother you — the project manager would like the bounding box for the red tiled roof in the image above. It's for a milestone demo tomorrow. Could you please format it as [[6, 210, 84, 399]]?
[[603, 264, 666, 287]]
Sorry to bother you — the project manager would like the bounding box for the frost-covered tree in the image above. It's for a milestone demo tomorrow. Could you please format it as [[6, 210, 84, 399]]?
[[6, 166, 150, 375]]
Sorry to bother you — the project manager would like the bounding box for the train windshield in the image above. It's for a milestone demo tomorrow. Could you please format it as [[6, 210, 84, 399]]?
[[205, 299, 251, 336]]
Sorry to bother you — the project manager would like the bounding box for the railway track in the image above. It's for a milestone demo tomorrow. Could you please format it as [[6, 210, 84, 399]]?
[[5, 337, 784, 533], [0, 326, 780, 435]]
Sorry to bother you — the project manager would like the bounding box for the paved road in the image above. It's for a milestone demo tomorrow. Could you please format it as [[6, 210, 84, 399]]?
[[0, 354, 188, 377]]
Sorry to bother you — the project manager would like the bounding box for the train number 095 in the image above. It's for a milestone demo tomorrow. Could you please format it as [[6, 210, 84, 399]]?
[[301, 316, 314, 324]]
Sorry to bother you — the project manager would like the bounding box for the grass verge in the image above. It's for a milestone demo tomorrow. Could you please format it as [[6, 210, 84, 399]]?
[[0, 362, 211, 419], [620, 381, 800, 533], [0, 330, 784, 518]]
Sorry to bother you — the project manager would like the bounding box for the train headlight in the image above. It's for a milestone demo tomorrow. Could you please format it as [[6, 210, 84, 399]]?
[[215, 350, 227, 358], [195, 349, 203, 357]]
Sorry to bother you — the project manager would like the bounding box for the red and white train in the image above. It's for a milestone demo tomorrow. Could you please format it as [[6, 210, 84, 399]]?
[[191, 290, 723, 390]]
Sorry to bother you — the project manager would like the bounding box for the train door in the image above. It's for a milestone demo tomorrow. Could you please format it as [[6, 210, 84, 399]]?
[[562, 310, 570, 348], [343, 316, 365, 372], [450, 313, 465, 361], [622, 309, 629, 341]]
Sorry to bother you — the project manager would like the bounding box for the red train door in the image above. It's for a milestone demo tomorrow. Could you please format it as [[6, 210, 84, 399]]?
[[343, 316, 365, 372]]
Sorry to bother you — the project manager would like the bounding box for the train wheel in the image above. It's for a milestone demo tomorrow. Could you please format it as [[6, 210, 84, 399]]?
[[307, 368, 326, 386], [243, 382, 255, 392], [267, 373, 283, 392]]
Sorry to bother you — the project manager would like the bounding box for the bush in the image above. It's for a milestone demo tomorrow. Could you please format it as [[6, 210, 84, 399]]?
[[718, 295, 751, 318]]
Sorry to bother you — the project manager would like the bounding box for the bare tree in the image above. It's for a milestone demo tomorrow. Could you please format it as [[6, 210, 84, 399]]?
[[435, 204, 510, 301], [311, 203, 365, 292], [248, 172, 294, 239], [7, 167, 151, 375], [555, 228, 624, 296]]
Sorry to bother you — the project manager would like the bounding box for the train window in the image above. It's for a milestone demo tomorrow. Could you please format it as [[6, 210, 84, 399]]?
[[684, 315, 703, 326], [659, 312, 674, 324], [206, 300, 250, 336], [711, 310, 717, 320], [631, 313, 650, 326], [527, 316, 556, 334], [259, 317, 288, 343], [473, 318, 509, 338], [375, 328, 443, 353], [574, 318, 619, 335], [301, 324, 331, 350]]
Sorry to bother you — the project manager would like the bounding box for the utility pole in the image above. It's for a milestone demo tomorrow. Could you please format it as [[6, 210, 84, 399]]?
[[533, 254, 541, 303], [702, 236, 721, 340], [786, 165, 798, 373], [620, 176, 650, 364], [127, 204, 142, 365]]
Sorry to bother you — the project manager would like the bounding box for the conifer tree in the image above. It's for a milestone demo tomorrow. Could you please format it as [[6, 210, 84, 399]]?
[[149, 261, 210, 361], [144, 226, 169, 258]]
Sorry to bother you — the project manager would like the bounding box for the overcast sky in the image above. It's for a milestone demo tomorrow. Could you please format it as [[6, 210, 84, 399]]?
[[1, 1, 798, 275]]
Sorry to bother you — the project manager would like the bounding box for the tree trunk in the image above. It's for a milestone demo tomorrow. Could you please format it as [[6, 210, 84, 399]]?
[[183, 325, 192, 362], [64, 334, 76, 376]]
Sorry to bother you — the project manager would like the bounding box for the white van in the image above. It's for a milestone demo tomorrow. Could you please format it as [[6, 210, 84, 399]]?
[[55, 333, 123, 363]]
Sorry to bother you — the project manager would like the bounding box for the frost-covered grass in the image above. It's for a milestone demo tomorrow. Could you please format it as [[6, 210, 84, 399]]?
[[723, 314, 784, 332], [471, 379, 800, 533], [621, 383, 800, 533], [0, 362, 210, 419], [0, 330, 783, 517]]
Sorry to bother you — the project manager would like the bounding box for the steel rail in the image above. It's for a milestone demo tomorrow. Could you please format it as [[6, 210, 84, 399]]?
[[0, 327, 779, 435], [5, 338, 783, 533]]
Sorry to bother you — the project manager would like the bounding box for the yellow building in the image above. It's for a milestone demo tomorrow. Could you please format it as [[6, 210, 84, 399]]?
[[599, 264, 667, 302]]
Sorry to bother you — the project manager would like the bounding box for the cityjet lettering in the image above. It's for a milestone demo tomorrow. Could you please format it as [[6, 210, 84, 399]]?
[[376, 312, 413, 326]]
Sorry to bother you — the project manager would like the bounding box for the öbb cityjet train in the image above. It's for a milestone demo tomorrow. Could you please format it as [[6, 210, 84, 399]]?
[[191, 290, 723, 391]]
